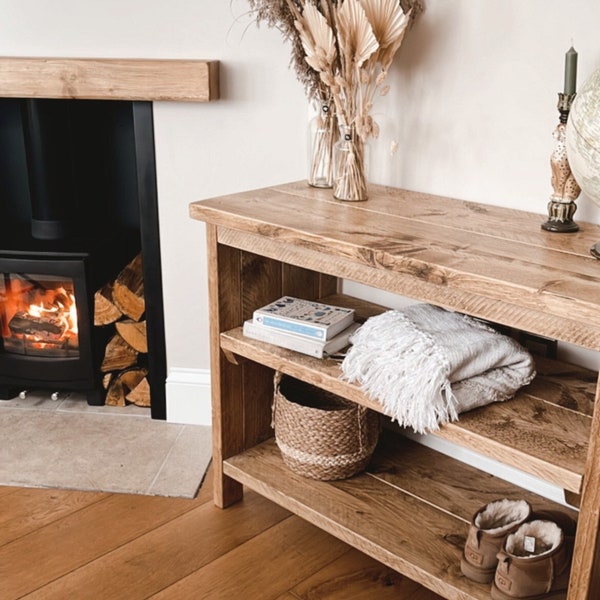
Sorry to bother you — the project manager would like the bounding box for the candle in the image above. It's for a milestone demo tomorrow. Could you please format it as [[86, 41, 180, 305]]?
[[564, 46, 578, 95]]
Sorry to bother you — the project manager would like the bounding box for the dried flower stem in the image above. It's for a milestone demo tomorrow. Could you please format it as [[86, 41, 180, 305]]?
[[309, 100, 338, 187], [334, 126, 368, 201]]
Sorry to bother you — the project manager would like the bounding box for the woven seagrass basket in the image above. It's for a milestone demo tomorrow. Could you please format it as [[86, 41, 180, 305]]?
[[272, 372, 380, 481]]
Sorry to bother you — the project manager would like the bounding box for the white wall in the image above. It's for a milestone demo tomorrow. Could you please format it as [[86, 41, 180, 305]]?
[[2, 1, 600, 428]]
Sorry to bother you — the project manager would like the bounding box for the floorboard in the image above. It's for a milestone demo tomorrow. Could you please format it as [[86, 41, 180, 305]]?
[[0, 466, 443, 599]]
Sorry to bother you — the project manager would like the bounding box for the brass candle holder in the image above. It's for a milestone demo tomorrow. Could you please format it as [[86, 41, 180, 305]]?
[[541, 92, 581, 233]]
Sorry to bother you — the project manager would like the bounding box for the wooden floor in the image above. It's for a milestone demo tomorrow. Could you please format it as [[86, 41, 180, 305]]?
[[0, 464, 444, 600]]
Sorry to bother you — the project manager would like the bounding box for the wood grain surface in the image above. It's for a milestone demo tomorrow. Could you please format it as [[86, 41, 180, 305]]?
[[191, 181, 600, 599], [0, 57, 219, 101]]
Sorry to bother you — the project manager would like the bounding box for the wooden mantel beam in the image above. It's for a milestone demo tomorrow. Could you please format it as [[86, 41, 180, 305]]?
[[0, 57, 219, 102]]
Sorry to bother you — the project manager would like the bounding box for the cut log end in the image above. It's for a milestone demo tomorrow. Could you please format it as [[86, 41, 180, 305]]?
[[115, 320, 148, 353], [105, 367, 149, 407], [101, 334, 139, 373], [94, 283, 122, 325], [126, 377, 151, 407], [113, 253, 145, 321]]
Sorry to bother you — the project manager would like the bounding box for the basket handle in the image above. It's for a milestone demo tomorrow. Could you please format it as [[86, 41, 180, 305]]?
[[271, 370, 283, 428], [356, 405, 367, 451]]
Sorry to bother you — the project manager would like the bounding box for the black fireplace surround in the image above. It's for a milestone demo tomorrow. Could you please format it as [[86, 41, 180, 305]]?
[[0, 97, 167, 418]]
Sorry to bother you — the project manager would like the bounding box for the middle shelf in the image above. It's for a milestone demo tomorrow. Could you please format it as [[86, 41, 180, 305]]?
[[221, 300, 596, 495]]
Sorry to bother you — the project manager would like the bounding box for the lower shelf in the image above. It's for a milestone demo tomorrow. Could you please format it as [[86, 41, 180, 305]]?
[[223, 430, 576, 600]]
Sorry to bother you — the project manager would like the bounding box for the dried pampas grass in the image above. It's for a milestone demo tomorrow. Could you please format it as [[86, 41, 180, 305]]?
[[247, 0, 335, 102]]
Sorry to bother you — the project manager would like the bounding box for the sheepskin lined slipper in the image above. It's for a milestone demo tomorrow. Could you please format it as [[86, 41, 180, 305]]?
[[461, 499, 532, 583], [491, 519, 573, 599]]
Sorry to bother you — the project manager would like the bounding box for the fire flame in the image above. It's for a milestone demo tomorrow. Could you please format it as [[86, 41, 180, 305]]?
[[27, 287, 78, 337], [1, 279, 79, 356]]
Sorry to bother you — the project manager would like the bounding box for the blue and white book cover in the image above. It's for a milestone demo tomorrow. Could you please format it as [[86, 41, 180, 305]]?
[[243, 320, 359, 358], [252, 296, 355, 340]]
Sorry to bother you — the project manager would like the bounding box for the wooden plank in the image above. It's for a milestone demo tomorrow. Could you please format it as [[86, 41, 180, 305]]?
[[240, 252, 282, 320], [281, 263, 338, 299], [220, 317, 593, 493], [240, 252, 282, 451], [0, 492, 201, 599], [150, 516, 351, 600], [436, 394, 590, 493], [220, 225, 600, 351], [206, 227, 244, 508], [290, 548, 444, 600], [17, 491, 290, 600], [0, 487, 19, 498], [568, 377, 600, 599], [0, 488, 109, 547], [370, 433, 577, 521], [0, 57, 219, 102], [224, 435, 529, 600], [190, 185, 600, 284], [274, 180, 600, 255], [524, 355, 597, 416]]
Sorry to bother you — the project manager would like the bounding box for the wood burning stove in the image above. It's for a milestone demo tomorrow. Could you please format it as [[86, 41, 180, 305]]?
[[0, 252, 103, 402]]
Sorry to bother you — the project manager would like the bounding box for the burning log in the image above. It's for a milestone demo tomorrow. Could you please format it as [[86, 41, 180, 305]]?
[[8, 311, 67, 340], [3, 283, 78, 358]]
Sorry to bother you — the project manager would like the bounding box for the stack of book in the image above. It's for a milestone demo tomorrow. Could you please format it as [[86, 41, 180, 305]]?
[[243, 296, 359, 358]]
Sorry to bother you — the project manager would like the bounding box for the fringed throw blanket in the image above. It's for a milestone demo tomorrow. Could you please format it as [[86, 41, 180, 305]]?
[[341, 304, 536, 434]]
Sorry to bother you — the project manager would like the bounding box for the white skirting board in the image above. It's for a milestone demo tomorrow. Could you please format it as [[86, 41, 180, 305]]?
[[166, 368, 212, 426]]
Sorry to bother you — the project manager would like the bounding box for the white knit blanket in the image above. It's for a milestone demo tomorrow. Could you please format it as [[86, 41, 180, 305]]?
[[340, 304, 536, 434]]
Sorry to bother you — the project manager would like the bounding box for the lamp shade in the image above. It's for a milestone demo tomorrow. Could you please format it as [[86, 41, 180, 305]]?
[[566, 67, 600, 208]]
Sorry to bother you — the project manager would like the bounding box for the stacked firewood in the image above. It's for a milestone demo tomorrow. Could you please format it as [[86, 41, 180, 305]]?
[[94, 253, 150, 407]]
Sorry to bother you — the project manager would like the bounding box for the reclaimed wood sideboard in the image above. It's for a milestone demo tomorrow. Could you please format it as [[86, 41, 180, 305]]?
[[190, 181, 600, 599]]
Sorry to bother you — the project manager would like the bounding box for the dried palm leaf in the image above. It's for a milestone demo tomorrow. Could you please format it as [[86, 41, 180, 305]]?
[[378, 17, 410, 70], [336, 0, 379, 69], [296, 2, 337, 73], [359, 0, 409, 52]]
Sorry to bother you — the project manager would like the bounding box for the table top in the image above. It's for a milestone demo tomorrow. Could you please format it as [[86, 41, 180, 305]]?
[[190, 180, 600, 351]]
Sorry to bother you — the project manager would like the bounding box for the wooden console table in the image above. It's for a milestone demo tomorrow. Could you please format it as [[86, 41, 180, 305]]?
[[190, 181, 600, 599]]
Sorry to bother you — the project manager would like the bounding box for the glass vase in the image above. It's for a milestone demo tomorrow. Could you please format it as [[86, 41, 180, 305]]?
[[307, 102, 337, 188], [333, 125, 369, 201]]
